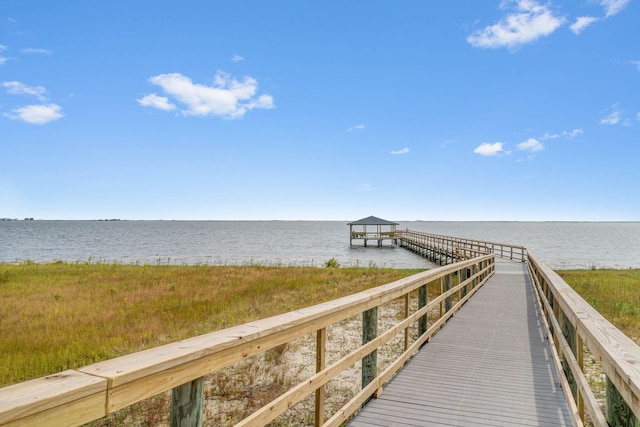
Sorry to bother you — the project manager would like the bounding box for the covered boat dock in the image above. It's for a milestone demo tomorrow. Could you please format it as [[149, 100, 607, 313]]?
[[348, 216, 399, 247]]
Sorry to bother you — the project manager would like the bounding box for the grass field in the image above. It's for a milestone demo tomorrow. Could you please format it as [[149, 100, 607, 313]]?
[[0, 262, 423, 386], [2, 262, 639, 425], [557, 269, 640, 341]]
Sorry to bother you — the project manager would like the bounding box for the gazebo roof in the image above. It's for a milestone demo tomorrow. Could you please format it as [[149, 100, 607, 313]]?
[[347, 216, 399, 226]]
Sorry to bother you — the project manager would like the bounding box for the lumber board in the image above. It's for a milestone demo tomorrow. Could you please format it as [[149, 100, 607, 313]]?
[[0, 370, 106, 426]]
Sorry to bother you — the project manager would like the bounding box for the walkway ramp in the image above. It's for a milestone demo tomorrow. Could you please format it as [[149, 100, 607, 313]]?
[[349, 259, 573, 426]]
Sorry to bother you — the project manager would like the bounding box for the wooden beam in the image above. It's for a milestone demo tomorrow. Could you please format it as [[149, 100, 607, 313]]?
[[315, 328, 326, 427], [170, 377, 204, 427], [362, 307, 378, 401]]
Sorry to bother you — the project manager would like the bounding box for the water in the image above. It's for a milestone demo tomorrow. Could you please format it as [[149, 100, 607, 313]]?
[[1, 220, 639, 269]]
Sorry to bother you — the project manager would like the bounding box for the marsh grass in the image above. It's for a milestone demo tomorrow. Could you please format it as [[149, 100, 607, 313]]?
[[0, 262, 422, 386], [4, 263, 639, 425], [557, 269, 640, 342]]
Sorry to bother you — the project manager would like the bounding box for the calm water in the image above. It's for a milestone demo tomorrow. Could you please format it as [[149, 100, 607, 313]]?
[[1, 221, 639, 269]]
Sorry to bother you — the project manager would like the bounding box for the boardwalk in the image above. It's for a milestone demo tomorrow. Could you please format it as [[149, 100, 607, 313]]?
[[349, 259, 573, 426]]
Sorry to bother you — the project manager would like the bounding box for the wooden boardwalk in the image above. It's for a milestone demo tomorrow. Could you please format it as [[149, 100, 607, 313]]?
[[349, 259, 573, 426]]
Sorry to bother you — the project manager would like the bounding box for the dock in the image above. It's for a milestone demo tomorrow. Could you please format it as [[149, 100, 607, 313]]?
[[2, 230, 639, 427], [348, 258, 573, 426]]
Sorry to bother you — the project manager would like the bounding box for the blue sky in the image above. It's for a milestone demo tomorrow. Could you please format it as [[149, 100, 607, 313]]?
[[1, 0, 638, 220]]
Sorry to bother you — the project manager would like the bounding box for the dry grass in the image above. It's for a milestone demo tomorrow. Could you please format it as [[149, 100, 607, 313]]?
[[0, 262, 422, 387], [4, 263, 639, 425]]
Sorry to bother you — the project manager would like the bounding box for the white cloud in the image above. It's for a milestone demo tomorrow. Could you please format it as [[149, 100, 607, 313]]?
[[569, 1, 630, 35], [601, 0, 631, 17], [564, 128, 584, 138], [541, 132, 560, 140], [631, 61, 640, 71], [541, 129, 584, 140], [570, 16, 599, 34], [4, 104, 64, 124], [467, 0, 565, 49], [440, 139, 454, 148], [0, 44, 7, 65], [2, 81, 47, 101], [136, 93, 176, 111], [600, 111, 621, 125], [21, 48, 52, 55], [517, 137, 544, 152], [142, 71, 274, 119], [390, 147, 410, 155], [600, 104, 622, 125], [347, 124, 365, 132], [474, 142, 505, 156], [231, 54, 244, 62]]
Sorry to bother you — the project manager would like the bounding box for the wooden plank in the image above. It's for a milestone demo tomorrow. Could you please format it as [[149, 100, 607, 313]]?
[[530, 254, 640, 419], [0, 370, 106, 426], [349, 260, 573, 426]]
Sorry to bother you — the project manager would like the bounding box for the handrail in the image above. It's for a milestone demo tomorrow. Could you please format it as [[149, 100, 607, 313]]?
[[395, 230, 528, 262], [528, 253, 640, 426], [397, 230, 640, 424], [0, 255, 495, 427], [4, 233, 639, 427]]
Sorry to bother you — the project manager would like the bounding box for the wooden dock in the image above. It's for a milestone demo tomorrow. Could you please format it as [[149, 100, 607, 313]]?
[[349, 258, 573, 426], [3, 231, 640, 426]]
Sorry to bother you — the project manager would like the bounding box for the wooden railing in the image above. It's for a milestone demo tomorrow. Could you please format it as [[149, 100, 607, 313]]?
[[528, 253, 640, 427], [399, 230, 640, 426], [4, 231, 639, 427], [395, 230, 528, 263], [0, 255, 495, 427]]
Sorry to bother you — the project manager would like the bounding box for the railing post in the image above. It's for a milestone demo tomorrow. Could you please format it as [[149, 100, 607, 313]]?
[[439, 276, 444, 318], [561, 312, 578, 400], [315, 327, 327, 427], [606, 376, 638, 427], [362, 307, 378, 403], [460, 268, 468, 298], [171, 377, 204, 427], [418, 284, 428, 337], [472, 264, 477, 289], [404, 293, 410, 351], [444, 273, 452, 312], [577, 335, 585, 422]]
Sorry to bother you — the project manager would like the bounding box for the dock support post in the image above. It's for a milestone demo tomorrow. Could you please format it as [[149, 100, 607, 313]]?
[[561, 312, 578, 399], [444, 274, 452, 312], [404, 294, 410, 351], [315, 328, 327, 427], [472, 264, 477, 289], [171, 377, 204, 427], [606, 376, 638, 427], [418, 284, 428, 337], [460, 268, 468, 298], [362, 307, 378, 403]]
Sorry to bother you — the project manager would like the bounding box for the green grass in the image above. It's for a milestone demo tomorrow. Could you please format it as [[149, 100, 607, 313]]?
[[0, 262, 423, 386], [557, 269, 640, 341]]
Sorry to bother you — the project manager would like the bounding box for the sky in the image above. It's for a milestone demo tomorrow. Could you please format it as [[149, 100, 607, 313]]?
[[1, 0, 639, 221]]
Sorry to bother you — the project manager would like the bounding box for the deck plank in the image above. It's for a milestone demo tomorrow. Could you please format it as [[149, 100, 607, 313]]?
[[348, 259, 573, 426]]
